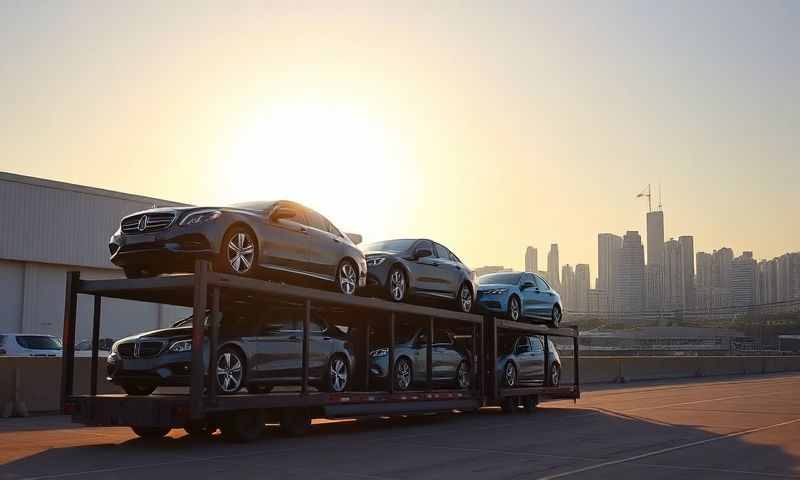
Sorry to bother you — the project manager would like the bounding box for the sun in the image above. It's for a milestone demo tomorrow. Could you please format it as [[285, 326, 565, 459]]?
[[220, 101, 415, 243]]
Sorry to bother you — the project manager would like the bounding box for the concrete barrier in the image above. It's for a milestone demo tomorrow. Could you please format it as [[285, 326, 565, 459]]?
[[2, 355, 799, 413]]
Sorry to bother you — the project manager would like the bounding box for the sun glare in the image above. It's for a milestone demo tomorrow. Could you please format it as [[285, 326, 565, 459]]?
[[222, 101, 415, 242]]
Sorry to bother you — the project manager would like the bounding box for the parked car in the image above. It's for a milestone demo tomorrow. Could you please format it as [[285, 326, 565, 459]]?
[[361, 238, 476, 313], [0, 334, 62, 357], [106, 303, 356, 395], [109, 200, 367, 295], [76, 338, 116, 352], [369, 323, 471, 391], [496, 335, 561, 388], [476, 271, 563, 327]]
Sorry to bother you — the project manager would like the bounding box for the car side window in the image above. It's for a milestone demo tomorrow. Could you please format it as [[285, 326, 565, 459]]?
[[415, 240, 434, 257], [434, 329, 451, 345], [515, 337, 531, 354], [533, 275, 548, 290], [433, 243, 450, 260], [530, 336, 544, 353], [310, 318, 326, 333], [449, 252, 461, 263], [325, 219, 343, 238], [304, 209, 328, 231]]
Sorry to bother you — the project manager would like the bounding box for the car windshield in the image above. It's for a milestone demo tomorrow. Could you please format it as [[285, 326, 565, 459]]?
[[16, 335, 62, 350], [363, 239, 416, 253], [479, 273, 522, 285], [228, 201, 276, 212]]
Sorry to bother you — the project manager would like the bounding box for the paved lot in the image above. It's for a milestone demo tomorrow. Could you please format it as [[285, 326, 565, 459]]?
[[1, 373, 799, 479]]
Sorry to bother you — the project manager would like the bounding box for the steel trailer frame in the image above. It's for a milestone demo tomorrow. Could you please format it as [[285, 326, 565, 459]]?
[[62, 261, 579, 435]]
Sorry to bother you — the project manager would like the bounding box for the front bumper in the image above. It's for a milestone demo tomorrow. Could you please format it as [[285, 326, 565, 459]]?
[[363, 259, 392, 294], [106, 349, 205, 387], [476, 292, 510, 313], [109, 222, 226, 273]]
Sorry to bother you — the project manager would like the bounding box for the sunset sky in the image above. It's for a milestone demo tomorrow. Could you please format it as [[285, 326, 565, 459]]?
[[1, 2, 797, 284]]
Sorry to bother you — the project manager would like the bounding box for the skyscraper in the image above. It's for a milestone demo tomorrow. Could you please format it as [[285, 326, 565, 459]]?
[[712, 247, 734, 290], [732, 251, 757, 307], [678, 235, 695, 309], [696, 251, 713, 310], [547, 244, 560, 289], [613, 231, 645, 313], [777, 253, 800, 301], [525, 246, 538, 273], [575, 264, 590, 312], [561, 264, 574, 309], [664, 238, 683, 308], [646, 211, 665, 267], [598, 233, 622, 310]]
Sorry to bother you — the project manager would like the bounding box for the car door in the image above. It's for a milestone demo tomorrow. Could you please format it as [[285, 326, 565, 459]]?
[[519, 273, 539, 318], [409, 240, 445, 296], [433, 243, 463, 297], [528, 336, 546, 383], [261, 202, 311, 274], [309, 315, 335, 380], [432, 329, 459, 382], [512, 337, 536, 384], [532, 274, 554, 318], [258, 307, 303, 382], [303, 208, 341, 282]]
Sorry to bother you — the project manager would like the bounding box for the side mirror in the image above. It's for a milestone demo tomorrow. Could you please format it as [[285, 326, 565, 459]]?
[[413, 248, 432, 259], [271, 206, 296, 221]]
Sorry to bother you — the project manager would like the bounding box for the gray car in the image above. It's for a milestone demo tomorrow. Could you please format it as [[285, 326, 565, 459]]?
[[369, 323, 471, 391], [496, 335, 561, 388]]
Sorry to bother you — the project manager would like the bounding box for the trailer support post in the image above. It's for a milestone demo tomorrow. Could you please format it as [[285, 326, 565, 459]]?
[[426, 316, 434, 391], [491, 316, 498, 401], [207, 287, 221, 406], [388, 312, 395, 394], [573, 326, 580, 397], [90, 295, 101, 396], [302, 299, 310, 395], [190, 261, 209, 419], [543, 334, 550, 386], [60, 271, 79, 411], [364, 315, 370, 391], [471, 324, 477, 393]]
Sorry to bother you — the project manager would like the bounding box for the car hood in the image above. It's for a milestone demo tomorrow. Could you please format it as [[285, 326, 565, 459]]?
[[364, 250, 403, 257], [117, 326, 192, 343], [477, 283, 514, 291]]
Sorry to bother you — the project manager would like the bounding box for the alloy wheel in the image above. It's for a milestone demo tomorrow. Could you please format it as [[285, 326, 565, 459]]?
[[552, 307, 562, 327], [509, 297, 520, 321], [329, 357, 349, 392], [457, 361, 470, 389], [389, 268, 406, 301], [395, 359, 412, 390], [459, 285, 473, 313], [338, 262, 357, 295], [217, 351, 243, 393], [551, 364, 560, 387], [504, 362, 516, 387], [227, 232, 255, 274]]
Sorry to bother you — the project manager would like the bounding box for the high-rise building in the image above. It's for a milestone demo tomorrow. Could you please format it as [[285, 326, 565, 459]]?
[[561, 264, 574, 310], [587, 289, 610, 313], [757, 258, 779, 304], [613, 231, 645, 313], [525, 246, 538, 273], [696, 251, 713, 311], [646, 211, 665, 267], [678, 235, 695, 309], [574, 264, 590, 312], [664, 238, 683, 308], [712, 247, 734, 290], [547, 244, 560, 289], [645, 264, 664, 310], [732, 251, 757, 307], [598, 233, 622, 310], [777, 253, 800, 301]]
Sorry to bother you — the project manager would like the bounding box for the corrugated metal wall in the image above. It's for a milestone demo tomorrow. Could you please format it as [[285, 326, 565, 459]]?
[[0, 172, 186, 269]]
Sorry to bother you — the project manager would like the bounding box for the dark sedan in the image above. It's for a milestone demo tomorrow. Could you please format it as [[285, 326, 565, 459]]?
[[109, 200, 367, 295], [369, 324, 471, 391], [496, 335, 561, 388], [106, 303, 356, 395], [362, 238, 476, 313]]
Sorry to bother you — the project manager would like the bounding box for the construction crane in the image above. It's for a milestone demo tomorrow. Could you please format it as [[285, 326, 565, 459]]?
[[637, 183, 662, 212]]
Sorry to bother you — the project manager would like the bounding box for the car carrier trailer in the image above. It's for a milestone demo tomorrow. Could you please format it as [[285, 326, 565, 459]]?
[[61, 261, 580, 442]]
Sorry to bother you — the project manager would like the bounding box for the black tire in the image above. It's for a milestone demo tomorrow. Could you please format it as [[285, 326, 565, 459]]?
[[549, 363, 561, 387], [549, 305, 562, 328], [123, 268, 157, 279], [220, 410, 264, 443], [246, 384, 272, 394], [280, 409, 311, 437], [523, 395, 539, 413], [387, 266, 407, 302], [455, 360, 470, 389], [131, 426, 170, 439], [218, 226, 258, 276], [122, 384, 156, 396], [184, 420, 218, 437], [336, 259, 358, 295], [507, 295, 521, 322], [456, 283, 473, 313], [502, 361, 517, 388], [500, 396, 516, 414], [216, 347, 246, 394], [326, 355, 350, 393], [394, 357, 413, 391]]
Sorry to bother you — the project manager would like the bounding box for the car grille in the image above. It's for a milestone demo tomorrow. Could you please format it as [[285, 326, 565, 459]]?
[[116, 340, 166, 359], [121, 212, 176, 234]]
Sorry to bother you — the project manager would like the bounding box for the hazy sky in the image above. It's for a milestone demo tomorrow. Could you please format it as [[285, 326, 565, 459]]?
[[1, 1, 797, 284]]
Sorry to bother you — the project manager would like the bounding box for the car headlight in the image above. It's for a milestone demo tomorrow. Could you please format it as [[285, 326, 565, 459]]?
[[169, 339, 192, 352], [366, 256, 386, 267], [179, 209, 222, 226], [370, 348, 389, 357], [482, 288, 508, 295]]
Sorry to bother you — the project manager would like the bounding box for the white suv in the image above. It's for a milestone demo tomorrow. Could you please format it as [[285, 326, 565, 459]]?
[[0, 334, 62, 357]]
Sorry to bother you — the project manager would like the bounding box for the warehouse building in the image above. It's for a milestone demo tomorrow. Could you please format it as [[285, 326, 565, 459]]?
[[0, 171, 190, 343]]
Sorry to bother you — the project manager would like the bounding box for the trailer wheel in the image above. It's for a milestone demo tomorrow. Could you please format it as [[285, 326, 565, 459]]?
[[131, 426, 170, 439], [220, 410, 264, 443], [280, 408, 311, 437], [122, 384, 156, 396], [184, 420, 218, 437], [523, 395, 539, 413], [500, 396, 516, 414]]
